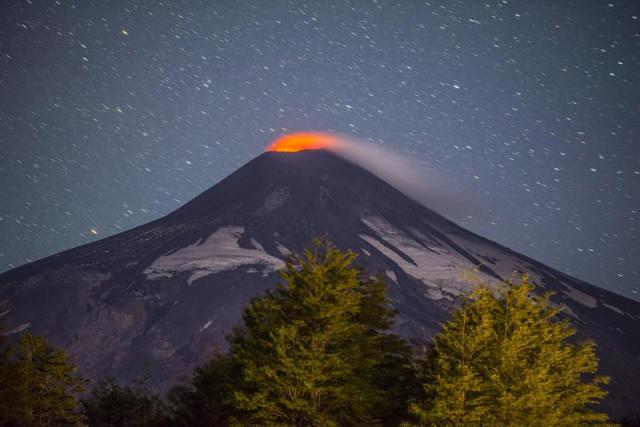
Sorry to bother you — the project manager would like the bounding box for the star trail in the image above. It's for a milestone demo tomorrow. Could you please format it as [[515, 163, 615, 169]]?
[[1, 0, 638, 299]]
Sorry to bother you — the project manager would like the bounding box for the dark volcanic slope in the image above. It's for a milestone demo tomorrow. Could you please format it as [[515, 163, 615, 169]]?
[[1, 150, 639, 416]]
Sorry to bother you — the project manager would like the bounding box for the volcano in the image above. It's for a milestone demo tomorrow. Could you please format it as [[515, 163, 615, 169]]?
[[1, 150, 639, 416]]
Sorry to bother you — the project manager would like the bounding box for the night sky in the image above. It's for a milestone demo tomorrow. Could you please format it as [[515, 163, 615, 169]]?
[[1, 1, 638, 300]]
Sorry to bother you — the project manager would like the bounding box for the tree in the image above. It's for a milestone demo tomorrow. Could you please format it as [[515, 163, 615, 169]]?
[[229, 239, 416, 426], [168, 352, 239, 426], [0, 332, 86, 426], [82, 377, 168, 426], [352, 273, 422, 426], [406, 276, 611, 426], [0, 314, 14, 421]]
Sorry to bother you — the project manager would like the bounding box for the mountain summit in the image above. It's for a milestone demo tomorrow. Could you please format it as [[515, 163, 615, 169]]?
[[1, 150, 639, 416]]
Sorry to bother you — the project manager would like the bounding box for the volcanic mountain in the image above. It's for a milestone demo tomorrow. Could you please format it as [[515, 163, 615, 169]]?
[[1, 150, 639, 416]]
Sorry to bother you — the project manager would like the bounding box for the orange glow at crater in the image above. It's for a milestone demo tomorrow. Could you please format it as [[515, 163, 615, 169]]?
[[267, 132, 339, 152]]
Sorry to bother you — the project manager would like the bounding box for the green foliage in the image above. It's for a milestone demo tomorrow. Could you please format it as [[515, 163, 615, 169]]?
[[168, 352, 239, 426], [353, 276, 422, 426], [228, 238, 416, 426], [82, 377, 168, 426], [406, 276, 612, 427], [0, 249, 620, 426], [0, 332, 86, 426], [0, 316, 14, 421]]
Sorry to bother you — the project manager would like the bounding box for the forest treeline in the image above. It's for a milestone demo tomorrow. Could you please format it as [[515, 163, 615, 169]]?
[[0, 240, 635, 426]]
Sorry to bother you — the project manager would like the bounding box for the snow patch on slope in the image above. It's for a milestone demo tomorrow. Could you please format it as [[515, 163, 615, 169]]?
[[558, 303, 580, 320], [256, 187, 289, 215], [359, 216, 493, 299], [561, 283, 598, 308], [602, 303, 624, 316], [144, 226, 285, 284], [276, 243, 292, 257], [446, 226, 604, 310], [5, 323, 30, 335], [250, 238, 265, 251], [445, 233, 527, 280], [386, 270, 398, 282], [199, 321, 213, 332]]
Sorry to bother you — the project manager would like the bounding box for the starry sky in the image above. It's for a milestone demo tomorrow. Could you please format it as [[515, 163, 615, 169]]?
[[1, 0, 639, 300]]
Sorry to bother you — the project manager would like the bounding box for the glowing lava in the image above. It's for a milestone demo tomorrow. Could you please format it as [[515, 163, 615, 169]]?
[[267, 132, 338, 152]]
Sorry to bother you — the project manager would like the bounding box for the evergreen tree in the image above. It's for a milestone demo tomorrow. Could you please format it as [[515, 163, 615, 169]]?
[[0, 332, 85, 426], [406, 276, 611, 427], [168, 352, 239, 426], [352, 274, 422, 426], [0, 315, 14, 421], [82, 377, 168, 426], [229, 239, 416, 426]]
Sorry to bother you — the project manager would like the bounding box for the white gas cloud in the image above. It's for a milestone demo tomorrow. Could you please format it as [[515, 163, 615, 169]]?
[[326, 134, 474, 216]]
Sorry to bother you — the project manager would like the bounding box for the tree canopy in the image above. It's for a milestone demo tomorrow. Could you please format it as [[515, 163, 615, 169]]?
[[0, 245, 617, 426], [173, 239, 417, 426], [81, 377, 168, 427], [168, 352, 239, 426], [406, 276, 611, 427], [0, 332, 85, 426]]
